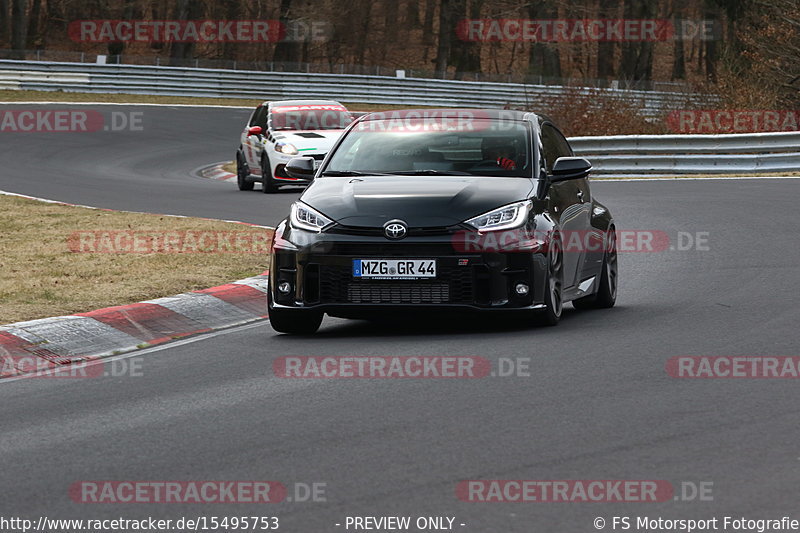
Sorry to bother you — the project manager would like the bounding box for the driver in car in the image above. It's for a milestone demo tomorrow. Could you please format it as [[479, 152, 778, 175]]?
[[481, 138, 520, 171]]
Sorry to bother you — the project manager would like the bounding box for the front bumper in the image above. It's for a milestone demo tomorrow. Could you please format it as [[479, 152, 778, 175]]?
[[272, 163, 312, 185], [269, 229, 550, 313], [269, 152, 326, 185]]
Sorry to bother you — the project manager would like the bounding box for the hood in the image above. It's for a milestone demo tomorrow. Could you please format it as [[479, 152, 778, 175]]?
[[300, 176, 535, 227], [272, 129, 344, 153]]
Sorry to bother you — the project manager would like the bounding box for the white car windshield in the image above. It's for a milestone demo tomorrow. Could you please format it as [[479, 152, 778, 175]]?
[[269, 105, 354, 131]]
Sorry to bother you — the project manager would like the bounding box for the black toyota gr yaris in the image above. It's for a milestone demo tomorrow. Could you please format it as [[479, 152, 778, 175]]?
[[267, 109, 617, 334]]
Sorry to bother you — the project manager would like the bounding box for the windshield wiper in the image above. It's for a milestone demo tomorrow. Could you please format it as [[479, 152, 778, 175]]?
[[389, 169, 470, 176], [320, 170, 391, 177]]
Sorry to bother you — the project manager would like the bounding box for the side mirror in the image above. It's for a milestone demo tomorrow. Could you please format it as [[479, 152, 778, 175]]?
[[285, 156, 316, 179], [247, 126, 263, 136], [550, 157, 592, 182]]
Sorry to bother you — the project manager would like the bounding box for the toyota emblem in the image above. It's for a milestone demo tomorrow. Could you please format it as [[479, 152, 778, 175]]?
[[383, 220, 408, 240]]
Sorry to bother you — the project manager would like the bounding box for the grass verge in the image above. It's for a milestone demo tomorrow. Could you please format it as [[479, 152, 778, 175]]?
[[0, 194, 271, 324]]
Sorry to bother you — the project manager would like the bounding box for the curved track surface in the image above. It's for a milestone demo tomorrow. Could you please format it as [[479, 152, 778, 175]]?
[[0, 104, 298, 226], [1, 104, 799, 530]]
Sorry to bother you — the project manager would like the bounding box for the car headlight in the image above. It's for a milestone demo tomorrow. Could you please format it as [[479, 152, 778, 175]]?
[[290, 202, 334, 232], [275, 142, 299, 155], [465, 200, 532, 232]]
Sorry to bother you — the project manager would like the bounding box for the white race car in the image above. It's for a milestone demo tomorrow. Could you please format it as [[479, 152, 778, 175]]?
[[236, 99, 354, 193]]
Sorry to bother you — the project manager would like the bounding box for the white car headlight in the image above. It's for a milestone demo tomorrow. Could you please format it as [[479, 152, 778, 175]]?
[[290, 202, 334, 232], [465, 200, 532, 232], [275, 142, 299, 155]]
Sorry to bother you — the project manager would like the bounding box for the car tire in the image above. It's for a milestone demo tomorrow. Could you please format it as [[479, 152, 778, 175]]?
[[236, 151, 254, 191], [268, 292, 323, 334], [573, 226, 617, 310], [534, 234, 563, 326], [261, 155, 279, 194]]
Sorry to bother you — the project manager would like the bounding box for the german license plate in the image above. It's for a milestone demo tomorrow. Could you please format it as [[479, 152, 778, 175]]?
[[352, 259, 436, 279]]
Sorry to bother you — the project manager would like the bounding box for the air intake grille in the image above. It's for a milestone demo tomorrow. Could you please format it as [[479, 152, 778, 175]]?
[[347, 283, 450, 304]]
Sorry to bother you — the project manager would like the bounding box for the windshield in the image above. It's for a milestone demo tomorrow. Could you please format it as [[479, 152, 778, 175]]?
[[324, 118, 532, 177], [269, 105, 353, 131]]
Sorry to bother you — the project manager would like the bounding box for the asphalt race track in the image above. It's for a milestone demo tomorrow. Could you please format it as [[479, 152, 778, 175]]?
[[1, 104, 799, 531], [0, 104, 293, 226]]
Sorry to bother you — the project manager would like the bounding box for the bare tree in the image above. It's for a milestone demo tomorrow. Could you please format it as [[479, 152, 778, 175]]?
[[25, 0, 40, 47], [11, 0, 27, 57], [222, 0, 241, 61], [0, 0, 775, 97], [733, 0, 800, 105], [701, 3, 718, 81], [272, 0, 300, 66], [422, 0, 436, 46], [355, 0, 373, 68], [1, 0, 9, 46], [384, 0, 399, 42], [433, 0, 452, 77], [169, 0, 202, 66], [597, 0, 620, 79], [527, 0, 561, 79], [619, 0, 655, 83], [452, 0, 482, 79], [406, 0, 421, 30]]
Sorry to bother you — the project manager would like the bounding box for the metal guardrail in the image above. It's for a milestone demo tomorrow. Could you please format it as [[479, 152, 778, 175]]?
[[570, 132, 800, 174], [0, 48, 696, 91], [0, 59, 711, 115], [2, 59, 784, 175]]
